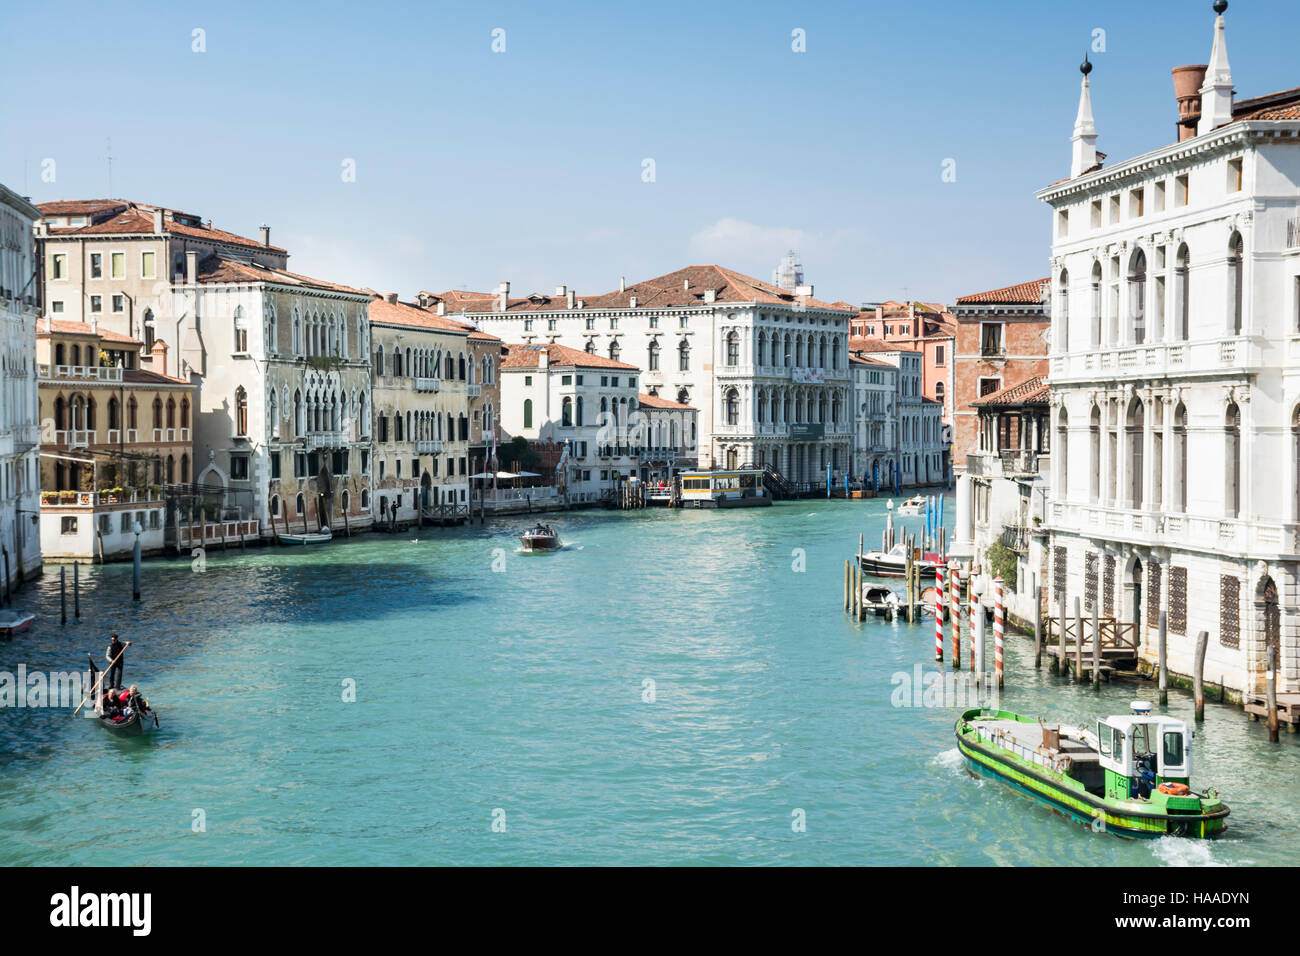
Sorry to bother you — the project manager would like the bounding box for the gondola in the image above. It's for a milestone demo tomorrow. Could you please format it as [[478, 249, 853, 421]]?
[[0, 610, 34, 638], [82, 656, 158, 737]]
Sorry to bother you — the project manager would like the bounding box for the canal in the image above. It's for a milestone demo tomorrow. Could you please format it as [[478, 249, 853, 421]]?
[[0, 496, 1295, 865]]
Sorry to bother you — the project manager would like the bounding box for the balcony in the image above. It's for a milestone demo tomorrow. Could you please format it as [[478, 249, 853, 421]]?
[[414, 377, 441, 393], [39, 364, 123, 383], [305, 431, 347, 451], [1049, 335, 1263, 384], [966, 450, 1049, 479], [416, 440, 443, 454], [105, 428, 140, 445], [149, 427, 192, 443], [1048, 500, 1300, 557], [467, 384, 482, 398], [55, 429, 93, 448], [1287, 215, 1300, 249]]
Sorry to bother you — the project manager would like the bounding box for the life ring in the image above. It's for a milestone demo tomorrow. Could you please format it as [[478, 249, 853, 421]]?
[[1157, 781, 1190, 796]]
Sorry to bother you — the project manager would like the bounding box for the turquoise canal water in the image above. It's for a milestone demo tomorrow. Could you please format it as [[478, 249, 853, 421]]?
[[1, 496, 1297, 866]]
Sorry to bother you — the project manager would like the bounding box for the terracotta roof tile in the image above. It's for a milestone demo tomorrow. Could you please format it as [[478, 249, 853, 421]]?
[[196, 255, 367, 296], [954, 278, 1050, 306], [638, 392, 696, 410], [970, 375, 1049, 408], [368, 296, 471, 335], [37, 200, 287, 253], [501, 342, 639, 371], [38, 317, 141, 345]]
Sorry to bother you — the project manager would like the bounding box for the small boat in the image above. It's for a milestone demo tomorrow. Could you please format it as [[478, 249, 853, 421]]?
[[895, 495, 927, 516], [519, 524, 561, 552], [956, 702, 1229, 839], [279, 525, 333, 546], [859, 543, 937, 579], [82, 657, 158, 737], [862, 585, 902, 617], [0, 610, 35, 637]]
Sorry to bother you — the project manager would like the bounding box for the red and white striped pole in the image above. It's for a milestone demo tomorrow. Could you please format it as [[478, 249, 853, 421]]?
[[994, 574, 1005, 689], [934, 563, 945, 661], [969, 564, 978, 671], [949, 560, 961, 669]]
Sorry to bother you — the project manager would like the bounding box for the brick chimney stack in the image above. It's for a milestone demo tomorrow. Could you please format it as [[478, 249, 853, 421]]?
[[1173, 66, 1208, 141], [259, 225, 271, 247]]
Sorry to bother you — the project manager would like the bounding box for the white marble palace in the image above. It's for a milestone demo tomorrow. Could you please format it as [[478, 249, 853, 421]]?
[[440, 265, 856, 484], [1039, 1, 1300, 696]]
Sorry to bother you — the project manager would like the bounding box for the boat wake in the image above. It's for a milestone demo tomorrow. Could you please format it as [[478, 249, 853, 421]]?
[[931, 747, 967, 776], [1151, 837, 1224, 867]]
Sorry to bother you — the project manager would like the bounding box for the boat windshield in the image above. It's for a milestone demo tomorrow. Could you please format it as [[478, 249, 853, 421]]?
[[1162, 730, 1184, 766], [1131, 723, 1153, 756]]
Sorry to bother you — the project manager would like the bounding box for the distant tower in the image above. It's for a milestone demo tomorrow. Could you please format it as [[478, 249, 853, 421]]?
[[1070, 54, 1098, 178], [773, 251, 804, 291], [1198, 0, 1234, 136]]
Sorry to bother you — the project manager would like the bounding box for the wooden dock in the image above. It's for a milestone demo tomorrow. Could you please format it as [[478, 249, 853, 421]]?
[[1245, 692, 1300, 729], [1044, 614, 1139, 680]]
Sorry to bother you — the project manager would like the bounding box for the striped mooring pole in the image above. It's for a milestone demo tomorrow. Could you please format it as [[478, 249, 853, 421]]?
[[948, 560, 961, 669], [969, 566, 978, 671], [934, 563, 945, 661], [993, 574, 1005, 689]]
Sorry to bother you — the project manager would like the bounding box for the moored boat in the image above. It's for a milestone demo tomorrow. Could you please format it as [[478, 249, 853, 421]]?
[[955, 703, 1228, 838], [862, 585, 901, 617], [519, 524, 561, 552], [279, 525, 333, 546], [859, 543, 937, 579], [0, 609, 35, 637]]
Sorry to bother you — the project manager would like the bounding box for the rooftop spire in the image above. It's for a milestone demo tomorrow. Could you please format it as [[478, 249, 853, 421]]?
[[1198, 0, 1234, 135], [1070, 54, 1098, 177]]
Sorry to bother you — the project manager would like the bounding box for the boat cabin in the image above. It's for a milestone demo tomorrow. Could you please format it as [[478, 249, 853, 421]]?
[[678, 469, 771, 508], [1096, 711, 1192, 801]]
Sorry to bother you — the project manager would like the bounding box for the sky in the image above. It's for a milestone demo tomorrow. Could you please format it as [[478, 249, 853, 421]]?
[[2, 0, 1295, 307]]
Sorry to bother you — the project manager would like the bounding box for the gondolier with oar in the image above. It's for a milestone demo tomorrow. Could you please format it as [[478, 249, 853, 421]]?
[[105, 634, 131, 690]]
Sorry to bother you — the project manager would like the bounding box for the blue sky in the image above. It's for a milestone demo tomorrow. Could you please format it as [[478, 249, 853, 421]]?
[[2, 0, 1294, 305]]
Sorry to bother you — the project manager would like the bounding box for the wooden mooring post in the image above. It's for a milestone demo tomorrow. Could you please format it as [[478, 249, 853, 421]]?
[[1073, 598, 1083, 680], [843, 559, 851, 613], [1267, 644, 1280, 743], [1091, 601, 1101, 688], [60, 566, 67, 626], [949, 561, 961, 669], [1193, 630, 1208, 721], [73, 562, 80, 621], [1033, 585, 1043, 669], [1055, 591, 1066, 673]]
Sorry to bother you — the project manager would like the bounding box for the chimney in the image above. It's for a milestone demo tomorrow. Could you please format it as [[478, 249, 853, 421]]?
[[566, 289, 575, 309], [703, 289, 716, 303], [683, 279, 690, 290], [554, 284, 566, 296], [259, 225, 271, 247], [796, 284, 814, 298], [496, 281, 510, 313], [629, 296, 638, 309], [152, 208, 164, 233], [150, 338, 169, 374], [436, 301, 446, 316], [185, 250, 197, 285], [538, 348, 549, 371], [1173, 66, 1207, 140], [385, 292, 398, 304], [620, 276, 626, 292]]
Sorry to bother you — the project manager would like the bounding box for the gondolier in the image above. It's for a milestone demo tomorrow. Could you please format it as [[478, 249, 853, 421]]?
[[105, 634, 131, 689]]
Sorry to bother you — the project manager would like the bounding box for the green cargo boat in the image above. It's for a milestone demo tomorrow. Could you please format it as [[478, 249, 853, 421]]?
[[955, 703, 1229, 839]]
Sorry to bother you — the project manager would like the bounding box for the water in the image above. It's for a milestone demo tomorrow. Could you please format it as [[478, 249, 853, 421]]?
[[1, 497, 1295, 865]]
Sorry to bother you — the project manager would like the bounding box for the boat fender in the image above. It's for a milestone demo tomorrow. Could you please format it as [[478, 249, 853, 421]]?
[[1157, 782, 1190, 796]]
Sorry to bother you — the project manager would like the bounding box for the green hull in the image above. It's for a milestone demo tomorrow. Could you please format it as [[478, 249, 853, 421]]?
[[955, 709, 1228, 839]]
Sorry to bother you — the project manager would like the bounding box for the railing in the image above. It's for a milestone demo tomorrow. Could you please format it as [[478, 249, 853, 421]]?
[[980, 347, 1007, 360], [1051, 336, 1261, 383], [414, 377, 441, 393], [415, 440, 443, 454], [1287, 215, 1300, 249], [467, 384, 482, 398], [38, 364, 123, 383], [176, 519, 260, 549], [305, 431, 347, 450], [1049, 500, 1300, 555], [55, 429, 93, 448]]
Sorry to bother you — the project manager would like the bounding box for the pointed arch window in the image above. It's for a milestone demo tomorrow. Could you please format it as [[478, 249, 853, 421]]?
[[235, 387, 248, 437], [678, 339, 690, 371], [1228, 232, 1244, 335], [1225, 402, 1241, 518], [234, 306, 249, 353]]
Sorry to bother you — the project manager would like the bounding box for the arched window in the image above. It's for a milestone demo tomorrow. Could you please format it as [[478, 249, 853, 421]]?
[[1057, 270, 1070, 352], [375, 344, 384, 375], [1106, 399, 1119, 504], [296, 493, 305, 516], [576, 396, 584, 427], [1126, 398, 1144, 509], [1173, 402, 1188, 513], [127, 397, 137, 430], [1090, 261, 1102, 347], [180, 398, 189, 428], [234, 306, 248, 353], [725, 388, 739, 426], [608, 341, 620, 362], [108, 396, 120, 431], [726, 331, 739, 366], [166, 455, 175, 484], [1228, 232, 1244, 335], [1057, 407, 1069, 499], [1151, 398, 1164, 510], [270, 495, 281, 517], [1293, 406, 1300, 521], [1128, 250, 1147, 345], [678, 339, 689, 371], [1225, 402, 1241, 518], [585, 339, 596, 354], [1175, 244, 1190, 341], [523, 398, 533, 429], [180, 454, 189, 484], [562, 396, 573, 427], [458, 354, 466, 380], [648, 340, 660, 371], [166, 397, 176, 429], [677, 387, 690, 406], [152, 397, 163, 430], [235, 387, 248, 437], [1089, 404, 1101, 499]]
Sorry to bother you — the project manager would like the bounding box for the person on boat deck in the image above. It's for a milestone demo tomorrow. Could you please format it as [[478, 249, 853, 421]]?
[[105, 634, 131, 689]]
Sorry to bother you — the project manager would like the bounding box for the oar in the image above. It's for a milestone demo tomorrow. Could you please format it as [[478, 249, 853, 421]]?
[[74, 645, 128, 717]]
